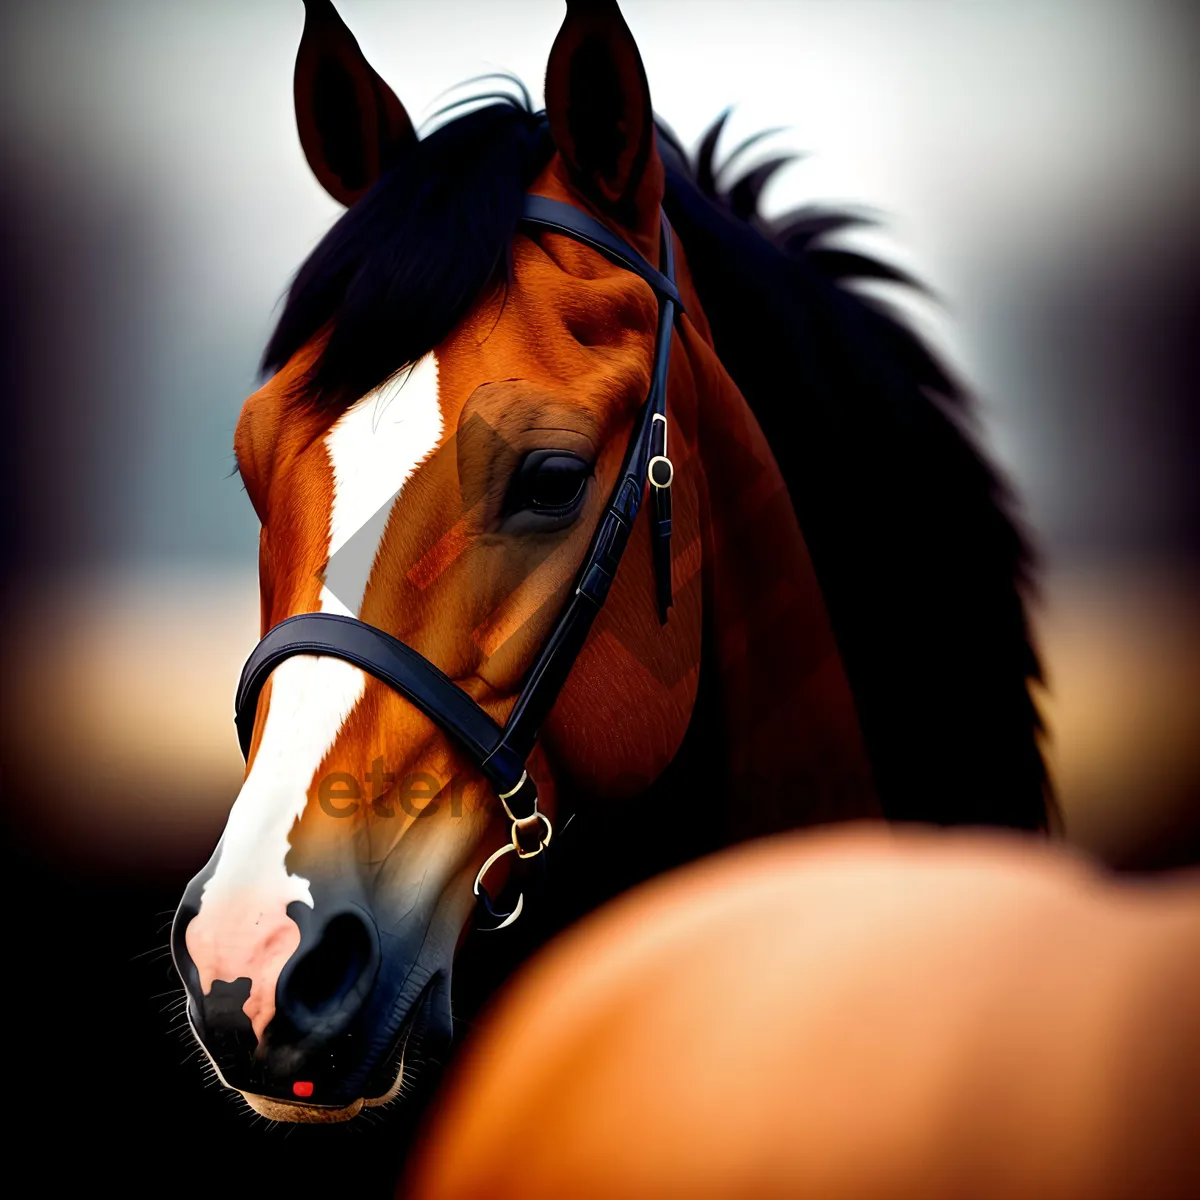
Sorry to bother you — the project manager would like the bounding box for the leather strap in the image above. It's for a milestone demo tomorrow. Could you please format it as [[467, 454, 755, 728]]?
[[520, 195, 683, 312], [235, 612, 524, 791]]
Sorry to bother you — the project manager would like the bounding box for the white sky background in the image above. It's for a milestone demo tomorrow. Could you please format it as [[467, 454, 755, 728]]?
[[1, 0, 1197, 564]]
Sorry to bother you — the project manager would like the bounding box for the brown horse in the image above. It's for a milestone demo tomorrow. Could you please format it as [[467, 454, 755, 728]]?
[[408, 828, 1200, 1200], [171, 0, 1048, 1122]]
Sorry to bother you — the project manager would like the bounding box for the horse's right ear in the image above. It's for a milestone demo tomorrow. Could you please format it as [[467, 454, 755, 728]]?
[[293, 0, 415, 206], [544, 0, 660, 234]]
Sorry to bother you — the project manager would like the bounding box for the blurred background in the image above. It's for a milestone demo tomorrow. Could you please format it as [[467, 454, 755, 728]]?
[[0, 0, 1196, 1190]]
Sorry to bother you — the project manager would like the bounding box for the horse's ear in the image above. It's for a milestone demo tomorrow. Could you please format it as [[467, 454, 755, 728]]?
[[293, 0, 416, 207], [545, 0, 661, 228]]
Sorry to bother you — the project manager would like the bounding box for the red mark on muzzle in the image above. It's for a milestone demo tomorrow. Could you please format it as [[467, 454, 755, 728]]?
[[292, 1081, 314, 1098]]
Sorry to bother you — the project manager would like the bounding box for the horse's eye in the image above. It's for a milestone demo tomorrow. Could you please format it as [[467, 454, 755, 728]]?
[[504, 450, 591, 516]]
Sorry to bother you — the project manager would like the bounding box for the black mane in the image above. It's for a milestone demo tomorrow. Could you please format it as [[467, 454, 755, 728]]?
[[265, 96, 1050, 830], [263, 101, 553, 405], [657, 116, 1050, 830]]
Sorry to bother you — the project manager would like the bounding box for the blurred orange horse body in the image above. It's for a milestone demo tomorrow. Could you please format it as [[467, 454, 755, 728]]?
[[410, 828, 1200, 1200]]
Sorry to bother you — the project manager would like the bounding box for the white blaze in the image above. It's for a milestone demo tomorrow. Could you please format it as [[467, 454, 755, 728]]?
[[186, 356, 444, 1037], [321, 358, 445, 618]]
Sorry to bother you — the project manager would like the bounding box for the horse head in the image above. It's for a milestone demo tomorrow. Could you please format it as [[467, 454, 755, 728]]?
[[171, 0, 1045, 1124], [170, 0, 839, 1122]]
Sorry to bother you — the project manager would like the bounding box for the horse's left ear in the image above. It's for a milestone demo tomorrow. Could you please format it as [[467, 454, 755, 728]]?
[[545, 0, 662, 232], [294, 0, 416, 206]]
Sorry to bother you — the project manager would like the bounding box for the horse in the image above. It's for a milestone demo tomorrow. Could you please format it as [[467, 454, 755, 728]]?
[[406, 826, 1200, 1200], [171, 0, 1050, 1124]]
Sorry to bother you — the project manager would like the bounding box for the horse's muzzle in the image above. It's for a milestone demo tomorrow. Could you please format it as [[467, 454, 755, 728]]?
[[171, 864, 452, 1113]]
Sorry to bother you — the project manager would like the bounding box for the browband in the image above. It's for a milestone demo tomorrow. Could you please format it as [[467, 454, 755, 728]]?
[[234, 195, 680, 923], [521, 194, 682, 310]]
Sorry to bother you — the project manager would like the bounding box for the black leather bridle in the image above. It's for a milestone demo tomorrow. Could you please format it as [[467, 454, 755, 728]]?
[[234, 195, 681, 930]]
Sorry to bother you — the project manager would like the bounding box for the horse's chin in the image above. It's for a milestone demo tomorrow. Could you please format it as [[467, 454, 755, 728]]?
[[231, 1005, 416, 1124], [238, 1070, 407, 1123], [240, 1092, 366, 1124]]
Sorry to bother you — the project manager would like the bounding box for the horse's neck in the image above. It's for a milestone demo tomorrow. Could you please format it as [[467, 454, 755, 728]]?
[[684, 321, 881, 838], [492, 326, 881, 953]]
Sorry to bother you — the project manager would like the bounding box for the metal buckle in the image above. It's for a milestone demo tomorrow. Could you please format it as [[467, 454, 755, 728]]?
[[497, 770, 529, 823], [648, 413, 673, 489], [512, 811, 553, 858], [472, 842, 525, 931], [647, 454, 674, 489], [473, 780, 553, 930]]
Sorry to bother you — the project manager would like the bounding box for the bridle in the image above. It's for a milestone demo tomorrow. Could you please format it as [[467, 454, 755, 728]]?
[[233, 195, 681, 931]]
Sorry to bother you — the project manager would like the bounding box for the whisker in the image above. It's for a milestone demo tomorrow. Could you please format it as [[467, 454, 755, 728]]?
[[130, 942, 172, 963]]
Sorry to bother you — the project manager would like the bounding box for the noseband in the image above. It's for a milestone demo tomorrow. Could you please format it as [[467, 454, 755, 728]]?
[[234, 196, 681, 930]]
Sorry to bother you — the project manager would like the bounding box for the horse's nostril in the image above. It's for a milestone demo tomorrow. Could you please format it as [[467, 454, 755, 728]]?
[[279, 910, 378, 1030]]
